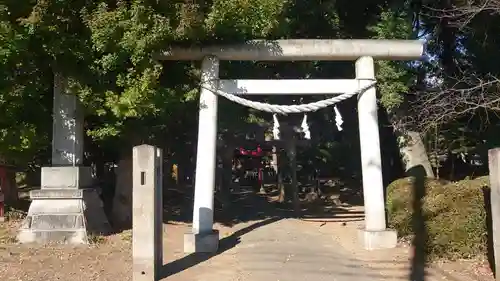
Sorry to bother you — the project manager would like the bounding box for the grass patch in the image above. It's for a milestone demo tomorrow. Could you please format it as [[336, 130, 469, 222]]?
[[0, 222, 17, 244], [387, 176, 489, 260], [88, 232, 108, 245], [5, 205, 27, 221], [118, 230, 132, 242]]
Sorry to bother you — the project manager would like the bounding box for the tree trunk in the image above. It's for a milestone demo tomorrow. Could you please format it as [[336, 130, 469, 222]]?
[[286, 138, 300, 214], [221, 146, 234, 203], [264, 145, 278, 195], [112, 155, 133, 228], [399, 131, 435, 178], [387, 107, 435, 179], [277, 148, 286, 203]]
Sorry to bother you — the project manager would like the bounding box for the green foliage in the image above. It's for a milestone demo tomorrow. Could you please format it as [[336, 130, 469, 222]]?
[[368, 6, 415, 112], [0, 5, 52, 165], [387, 176, 490, 260], [83, 2, 173, 120], [0, 0, 435, 172], [206, 0, 288, 38]]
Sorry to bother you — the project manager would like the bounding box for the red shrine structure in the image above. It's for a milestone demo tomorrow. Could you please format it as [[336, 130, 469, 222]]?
[[234, 144, 268, 187]]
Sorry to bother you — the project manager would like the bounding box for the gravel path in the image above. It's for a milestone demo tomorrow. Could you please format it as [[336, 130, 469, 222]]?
[[228, 218, 383, 281], [0, 218, 384, 281], [0, 187, 492, 281]]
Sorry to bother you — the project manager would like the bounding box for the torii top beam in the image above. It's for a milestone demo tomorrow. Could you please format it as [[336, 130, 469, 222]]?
[[156, 39, 424, 61]]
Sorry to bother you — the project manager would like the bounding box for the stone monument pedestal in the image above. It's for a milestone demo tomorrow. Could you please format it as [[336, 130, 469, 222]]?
[[18, 166, 111, 244]]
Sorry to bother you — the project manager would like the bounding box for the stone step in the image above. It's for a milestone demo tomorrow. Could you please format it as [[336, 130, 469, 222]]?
[[18, 229, 88, 244]]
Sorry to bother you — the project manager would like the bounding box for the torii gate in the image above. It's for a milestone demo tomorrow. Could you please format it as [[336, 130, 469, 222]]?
[[158, 39, 424, 253]]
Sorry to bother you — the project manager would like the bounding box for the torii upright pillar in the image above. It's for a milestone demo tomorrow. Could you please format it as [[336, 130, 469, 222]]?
[[356, 56, 397, 249], [183, 56, 221, 253]]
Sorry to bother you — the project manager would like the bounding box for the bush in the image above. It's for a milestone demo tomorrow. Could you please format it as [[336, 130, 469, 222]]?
[[386, 176, 490, 260]]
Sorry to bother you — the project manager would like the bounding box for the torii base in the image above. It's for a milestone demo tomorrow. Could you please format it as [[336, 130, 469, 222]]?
[[184, 230, 219, 253], [358, 228, 397, 250]]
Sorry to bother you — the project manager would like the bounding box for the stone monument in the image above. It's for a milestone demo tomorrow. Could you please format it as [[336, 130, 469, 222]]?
[[17, 73, 110, 244]]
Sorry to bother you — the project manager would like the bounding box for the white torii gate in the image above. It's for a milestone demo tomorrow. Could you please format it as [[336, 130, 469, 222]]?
[[158, 39, 424, 253]]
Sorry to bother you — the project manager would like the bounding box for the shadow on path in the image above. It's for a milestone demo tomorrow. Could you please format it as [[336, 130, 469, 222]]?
[[160, 183, 364, 279], [160, 216, 283, 279], [408, 165, 428, 281], [161, 185, 288, 279]]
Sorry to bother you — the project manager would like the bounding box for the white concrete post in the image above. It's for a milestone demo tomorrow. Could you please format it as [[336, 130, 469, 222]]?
[[52, 72, 84, 166], [488, 148, 500, 281], [356, 56, 397, 249], [132, 145, 163, 281], [184, 56, 220, 253], [356, 57, 385, 231], [193, 56, 219, 233]]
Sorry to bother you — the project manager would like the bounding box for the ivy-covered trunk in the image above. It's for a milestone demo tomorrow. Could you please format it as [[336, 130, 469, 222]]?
[[399, 131, 435, 178]]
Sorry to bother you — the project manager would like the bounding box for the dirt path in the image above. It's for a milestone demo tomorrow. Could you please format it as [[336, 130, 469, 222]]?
[[317, 206, 495, 281], [0, 218, 379, 281], [0, 216, 494, 281], [0, 188, 494, 281]]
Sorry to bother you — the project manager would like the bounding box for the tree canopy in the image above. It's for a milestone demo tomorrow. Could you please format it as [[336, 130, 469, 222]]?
[[0, 0, 498, 181]]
